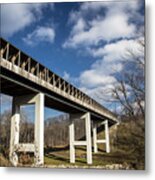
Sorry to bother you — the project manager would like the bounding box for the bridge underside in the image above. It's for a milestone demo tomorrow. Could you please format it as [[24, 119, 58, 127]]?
[[1, 74, 79, 114], [1, 66, 115, 125]]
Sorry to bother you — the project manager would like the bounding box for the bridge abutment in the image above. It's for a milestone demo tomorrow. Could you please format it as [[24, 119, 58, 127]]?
[[9, 93, 44, 167]]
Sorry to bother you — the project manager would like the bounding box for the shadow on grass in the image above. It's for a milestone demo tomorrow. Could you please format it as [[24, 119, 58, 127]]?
[[44, 146, 136, 166], [45, 153, 87, 165], [44, 146, 69, 153], [44, 146, 89, 165], [45, 154, 69, 163]]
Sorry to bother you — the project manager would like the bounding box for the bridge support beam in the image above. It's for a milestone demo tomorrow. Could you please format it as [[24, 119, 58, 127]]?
[[69, 112, 92, 164], [9, 100, 20, 167], [93, 120, 110, 153], [9, 93, 44, 166]]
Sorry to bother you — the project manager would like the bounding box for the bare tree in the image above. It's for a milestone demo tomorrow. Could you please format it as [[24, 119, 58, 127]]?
[[99, 39, 145, 169], [101, 39, 145, 119]]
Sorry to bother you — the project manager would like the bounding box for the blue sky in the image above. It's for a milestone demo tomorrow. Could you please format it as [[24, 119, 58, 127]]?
[[1, 0, 145, 120]]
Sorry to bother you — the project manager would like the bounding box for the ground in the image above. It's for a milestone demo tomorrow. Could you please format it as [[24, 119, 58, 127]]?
[[0, 119, 145, 170], [0, 145, 144, 169], [43, 146, 138, 169]]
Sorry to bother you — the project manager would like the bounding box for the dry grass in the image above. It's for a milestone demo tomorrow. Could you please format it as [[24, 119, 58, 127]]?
[[0, 153, 11, 167]]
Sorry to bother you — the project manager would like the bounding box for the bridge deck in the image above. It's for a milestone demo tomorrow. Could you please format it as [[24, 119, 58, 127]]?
[[0, 37, 118, 124]]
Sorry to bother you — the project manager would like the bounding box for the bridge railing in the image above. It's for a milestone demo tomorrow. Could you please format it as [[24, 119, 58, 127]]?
[[0, 38, 118, 122]]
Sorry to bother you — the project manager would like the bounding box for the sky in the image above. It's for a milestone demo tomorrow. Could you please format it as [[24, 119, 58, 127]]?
[[0, 0, 145, 120]]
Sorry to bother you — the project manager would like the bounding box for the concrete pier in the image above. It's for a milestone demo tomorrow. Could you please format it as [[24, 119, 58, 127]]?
[[93, 120, 110, 153], [69, 113, 92, 164], [9, 93, 44, 166]]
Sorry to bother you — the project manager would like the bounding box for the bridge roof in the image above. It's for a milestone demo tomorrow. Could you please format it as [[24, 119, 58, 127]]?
[[0, 37, 118, 124]]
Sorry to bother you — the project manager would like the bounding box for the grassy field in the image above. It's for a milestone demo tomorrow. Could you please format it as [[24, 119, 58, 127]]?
[[0, 146, 138, 169], [0, 119, 145, 170], [43, 146, 139, 169]]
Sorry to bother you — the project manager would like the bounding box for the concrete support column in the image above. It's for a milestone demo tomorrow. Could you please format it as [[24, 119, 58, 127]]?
[[69, 120, 75, 163], [93, 120, 110, 153], [93, 125, 98, 153], [34, 93, 44, 166], [69, 112, 92, 164], [9, 98, 20, 166], [85, 112, 92, 164], [105, 120, 110, 153], [9, 93, 45, 166]]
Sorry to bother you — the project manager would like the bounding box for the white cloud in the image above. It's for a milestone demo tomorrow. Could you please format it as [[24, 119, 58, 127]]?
[[64, 14, 135, 48], [63, 71, 70, 81], [63, 1, 144, 111], [23, 26, 55, 46], [91, 38, 143, 62], [79, 84, 117, 110], [71, 18, 87, 35], [77, 37, 144, 111], [1, 3, 53, 37], [63, 0, 142, 48], [80, 69, 116, 89], [80, 1, 140, 13]]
